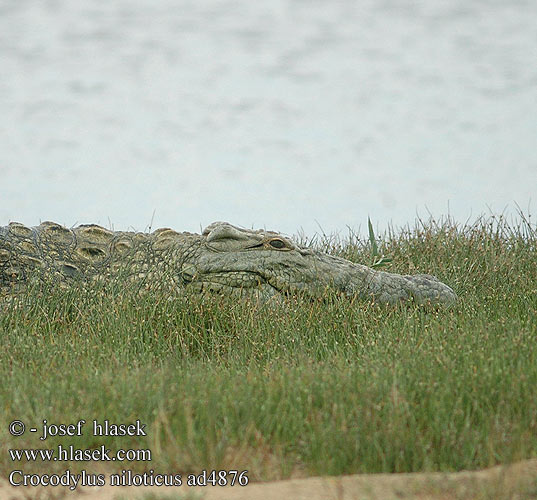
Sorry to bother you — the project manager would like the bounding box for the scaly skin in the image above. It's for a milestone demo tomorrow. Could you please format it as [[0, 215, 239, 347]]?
[[0, 221, 457, 306]]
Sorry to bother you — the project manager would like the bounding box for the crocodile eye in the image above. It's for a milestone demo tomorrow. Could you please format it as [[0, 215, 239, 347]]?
[[268, 239, 286, 249]]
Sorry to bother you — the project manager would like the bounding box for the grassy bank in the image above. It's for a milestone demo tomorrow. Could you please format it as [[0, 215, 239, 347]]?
[[1, 215, 536, 481]]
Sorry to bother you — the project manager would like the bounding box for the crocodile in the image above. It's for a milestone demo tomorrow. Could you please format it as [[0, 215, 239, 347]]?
[[0, 221, 457, 306]]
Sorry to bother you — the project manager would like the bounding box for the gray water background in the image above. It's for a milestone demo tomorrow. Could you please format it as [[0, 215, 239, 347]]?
[[1, 0, 536, 238]]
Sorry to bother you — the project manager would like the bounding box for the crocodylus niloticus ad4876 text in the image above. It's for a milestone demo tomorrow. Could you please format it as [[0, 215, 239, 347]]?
[[0, 221, 456, 306]]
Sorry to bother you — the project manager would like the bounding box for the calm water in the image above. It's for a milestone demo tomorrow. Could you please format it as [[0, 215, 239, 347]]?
[[1, 0, 536, 237]]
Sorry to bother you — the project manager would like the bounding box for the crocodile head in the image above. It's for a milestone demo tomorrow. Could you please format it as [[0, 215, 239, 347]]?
[[180, 222, 315, 299], [180, 222, 457, 306]]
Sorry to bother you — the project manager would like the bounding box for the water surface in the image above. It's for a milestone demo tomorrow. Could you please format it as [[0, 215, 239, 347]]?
[[1, 0, 536, 237]]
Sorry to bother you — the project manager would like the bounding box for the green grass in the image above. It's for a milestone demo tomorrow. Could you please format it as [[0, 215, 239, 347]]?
[[1, 214, 536, 481]]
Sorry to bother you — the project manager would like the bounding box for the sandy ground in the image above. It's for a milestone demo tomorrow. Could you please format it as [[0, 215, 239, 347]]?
[[1, 459, 536, 500]]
